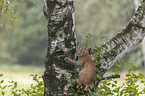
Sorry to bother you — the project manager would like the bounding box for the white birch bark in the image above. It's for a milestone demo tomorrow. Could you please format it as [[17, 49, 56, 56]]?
[[95, 0, 145, 76], [43, 0, 77, 95], [134, 0, 145, 68]]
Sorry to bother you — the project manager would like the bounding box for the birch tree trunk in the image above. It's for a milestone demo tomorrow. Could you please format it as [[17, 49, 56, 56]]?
[[42, 0, 76, 95]]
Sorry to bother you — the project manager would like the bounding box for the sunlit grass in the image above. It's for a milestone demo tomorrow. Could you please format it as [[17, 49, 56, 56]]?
[[0, 64, 44, 96], [111, 71, 145, 91]]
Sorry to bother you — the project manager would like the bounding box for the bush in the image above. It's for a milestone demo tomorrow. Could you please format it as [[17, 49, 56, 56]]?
[[0, 74, 44, 96]]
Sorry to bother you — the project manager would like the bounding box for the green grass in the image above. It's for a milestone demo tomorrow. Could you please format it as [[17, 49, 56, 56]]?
[[0, 64, 44, 96]]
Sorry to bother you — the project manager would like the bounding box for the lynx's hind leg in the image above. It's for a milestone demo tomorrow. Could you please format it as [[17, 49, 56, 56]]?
[[84, 85, 90, 91], [75, 78, 81, 85], [75, 78, 82, 85]]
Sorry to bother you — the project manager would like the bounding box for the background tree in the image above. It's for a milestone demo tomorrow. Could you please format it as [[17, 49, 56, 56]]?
[[0, 0, 16, 28], [0, 0, 47, 65]]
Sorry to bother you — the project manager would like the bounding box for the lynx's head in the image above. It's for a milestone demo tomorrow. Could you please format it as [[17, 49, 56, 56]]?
[[76, 45, 87, 57]]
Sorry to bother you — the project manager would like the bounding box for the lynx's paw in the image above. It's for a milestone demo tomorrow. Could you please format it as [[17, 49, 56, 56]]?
[[64, 57, 70, 62]]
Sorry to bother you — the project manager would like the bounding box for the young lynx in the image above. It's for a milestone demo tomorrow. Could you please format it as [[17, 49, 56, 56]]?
[[64, 45, 95, 91]]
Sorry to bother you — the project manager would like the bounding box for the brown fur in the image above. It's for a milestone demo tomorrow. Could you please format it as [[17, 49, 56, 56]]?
[[64, 45, 95, 91]]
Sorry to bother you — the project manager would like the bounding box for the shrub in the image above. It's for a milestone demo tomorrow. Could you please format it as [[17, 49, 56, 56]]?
[[0, 74, 44, 96]]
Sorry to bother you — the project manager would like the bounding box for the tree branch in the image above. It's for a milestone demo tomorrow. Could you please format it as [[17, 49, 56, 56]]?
[[96, 0, 145, 74], [102, 74, 120, 80]]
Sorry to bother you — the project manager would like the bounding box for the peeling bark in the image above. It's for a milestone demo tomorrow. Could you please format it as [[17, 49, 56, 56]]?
[[95, 0, 145, 76], [43, 0, 76, 95]]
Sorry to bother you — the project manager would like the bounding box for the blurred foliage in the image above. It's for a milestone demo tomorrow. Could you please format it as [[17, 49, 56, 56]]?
[[0, 0, 144, 68], [75, 0, 135, 46], [0, 0, 17, 28], [0, 0, 47, 65]]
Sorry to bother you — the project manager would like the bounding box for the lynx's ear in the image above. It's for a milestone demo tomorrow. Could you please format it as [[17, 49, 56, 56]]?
[[76, 44, 81, 51], [84, 45, 88, 51], [76, 44, 88, 52], [76, 44, 81, 48]]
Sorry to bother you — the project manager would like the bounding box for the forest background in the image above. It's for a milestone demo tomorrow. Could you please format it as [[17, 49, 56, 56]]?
[[0, 0, 145, 94]]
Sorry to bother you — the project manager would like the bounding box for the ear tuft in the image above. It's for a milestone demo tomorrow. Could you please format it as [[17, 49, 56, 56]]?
[[84, 45, 88, 51]]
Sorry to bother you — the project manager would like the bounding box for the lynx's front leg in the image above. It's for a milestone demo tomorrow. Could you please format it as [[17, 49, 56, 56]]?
[[64, 57, 84, 67], [64, 57, 77, 66]]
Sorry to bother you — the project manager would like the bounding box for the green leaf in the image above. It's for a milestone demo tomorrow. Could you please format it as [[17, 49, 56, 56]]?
[[30, 74, 34, 76], [8, 85, 12, 87], [99, 36, 106, 40], [94, 45, 98, 50], [95, 61, 100, 65], [110, 69, 114, 72], [52, 29, 56, 32], [11, 26, 13, 29], [0, 74, 3, 77], [100, 50, 103, 52], [14, 82, 17, 88], [133, 79, 138, 83], [48, 37, 51, 39], [133, 66, 139, 70], [8, 81, 14, 83], [85, 35, 88, 38], [141, 80, 145, 83], [13, 15, 17, 21], [116, 62, 121, 67], [126, 74, 131, 77], [127, 60, 131, 62], [132, 73, 137, 78], [128, 69, 132, 74], [114, 81, 117, 84], [1, 80, 4, 83], [112, 84, 117, 87], [125, 62, 130, 65], [94, 52, 98, 57], [88, 33, 92, 37], [2, 85, 7, 89], [113, 90, 118, 93], [2, 91, 5, 95], [139, 73, 144, 78], [114, 65, 118, 70], [131, 63, 134, 66]]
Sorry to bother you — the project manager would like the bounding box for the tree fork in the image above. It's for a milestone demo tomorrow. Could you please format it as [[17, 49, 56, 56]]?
[[42, 0, 145, 95]]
